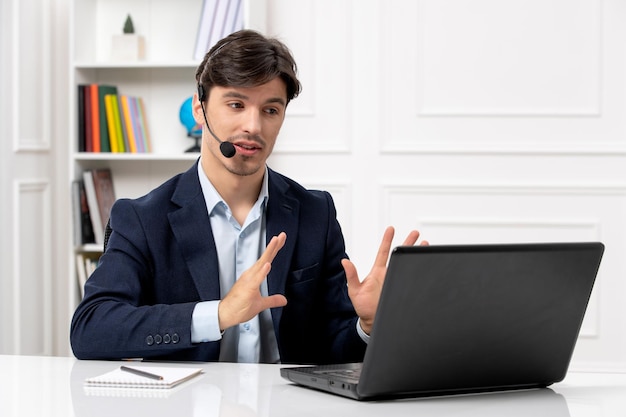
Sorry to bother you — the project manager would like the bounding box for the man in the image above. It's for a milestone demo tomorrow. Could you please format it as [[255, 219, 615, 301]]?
[[70, 30, 425, 364]]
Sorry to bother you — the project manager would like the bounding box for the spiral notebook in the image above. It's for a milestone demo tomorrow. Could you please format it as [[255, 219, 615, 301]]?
[[85, 366, 203, 389]]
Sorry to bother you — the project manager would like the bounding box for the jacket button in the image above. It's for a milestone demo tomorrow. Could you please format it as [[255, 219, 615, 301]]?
[[163, 334, 171, 344], [172, 333, 180, 344], [154, 334, 163, 345], [146, 335, 154, 346]]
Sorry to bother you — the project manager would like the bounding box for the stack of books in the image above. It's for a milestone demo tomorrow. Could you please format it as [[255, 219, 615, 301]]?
[[72, 168, 116, 247], [193, 0, 244, 61], [77, 84, 152, 153], [72, 167, 117, 295]]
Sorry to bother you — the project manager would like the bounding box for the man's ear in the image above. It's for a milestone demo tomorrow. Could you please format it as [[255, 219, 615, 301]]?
[[192, 92, 205, 125]]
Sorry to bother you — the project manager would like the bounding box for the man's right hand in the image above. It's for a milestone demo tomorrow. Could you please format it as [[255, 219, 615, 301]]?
[[217, 232, 288, 331]]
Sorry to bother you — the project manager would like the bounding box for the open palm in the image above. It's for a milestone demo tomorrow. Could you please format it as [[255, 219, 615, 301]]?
[[342, 227, 426, 334]]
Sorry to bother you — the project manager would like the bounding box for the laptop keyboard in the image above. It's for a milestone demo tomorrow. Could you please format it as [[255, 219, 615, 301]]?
[[313, 367, 362, 384]]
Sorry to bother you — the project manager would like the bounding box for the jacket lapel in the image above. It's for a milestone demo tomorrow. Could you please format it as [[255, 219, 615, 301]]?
[[265, 169, 300, 329], [168, 161, 221, 301]]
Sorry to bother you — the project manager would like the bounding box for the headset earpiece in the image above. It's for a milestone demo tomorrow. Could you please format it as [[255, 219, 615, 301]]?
[[197, 84, 206, 102]]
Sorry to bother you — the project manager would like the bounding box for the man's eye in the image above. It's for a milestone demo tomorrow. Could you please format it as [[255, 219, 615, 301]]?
[[229, 102, 243, 109]]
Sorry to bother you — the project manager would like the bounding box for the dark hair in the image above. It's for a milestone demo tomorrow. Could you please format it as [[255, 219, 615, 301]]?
[[196, 30, 302, 104]]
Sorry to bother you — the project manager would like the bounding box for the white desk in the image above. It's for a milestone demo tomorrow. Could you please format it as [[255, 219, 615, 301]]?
[[1, 355, 625, 417]]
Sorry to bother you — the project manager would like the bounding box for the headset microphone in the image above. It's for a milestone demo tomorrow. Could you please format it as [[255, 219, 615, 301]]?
[[197, 84, 236, 158]]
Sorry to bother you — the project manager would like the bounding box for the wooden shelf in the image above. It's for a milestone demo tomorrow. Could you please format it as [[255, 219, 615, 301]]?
[[72, 152, 200, 162]]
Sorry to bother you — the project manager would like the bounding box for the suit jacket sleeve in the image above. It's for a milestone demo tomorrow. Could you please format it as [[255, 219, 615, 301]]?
[[70, 166, 222, 361]]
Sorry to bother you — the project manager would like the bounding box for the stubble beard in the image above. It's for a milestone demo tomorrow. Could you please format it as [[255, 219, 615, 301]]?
[[223, 155, 264, 177]]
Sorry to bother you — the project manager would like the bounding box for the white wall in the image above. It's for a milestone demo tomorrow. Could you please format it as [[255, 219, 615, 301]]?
[[265, 0, 626, 371], [1, 0, 624, 370]]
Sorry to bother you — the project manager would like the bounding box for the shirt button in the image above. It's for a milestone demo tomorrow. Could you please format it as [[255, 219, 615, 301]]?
[[243, 323, 251, 331]]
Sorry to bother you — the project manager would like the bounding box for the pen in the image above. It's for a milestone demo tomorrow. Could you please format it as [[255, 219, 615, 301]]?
[[120, 365, 164, 381]]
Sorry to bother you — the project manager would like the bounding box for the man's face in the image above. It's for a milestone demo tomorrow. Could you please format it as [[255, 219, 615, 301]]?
[[196, 77, 288, 178]]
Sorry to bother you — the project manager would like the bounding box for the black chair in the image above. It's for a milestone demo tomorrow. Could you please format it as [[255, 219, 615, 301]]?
[[103, 218, 112, 252]]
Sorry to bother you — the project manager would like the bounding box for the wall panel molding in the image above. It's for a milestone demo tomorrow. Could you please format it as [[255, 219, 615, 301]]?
[[268, 0, 353, 153], [12, 180, 52, 355], [378, 0, 624, 155], [12, 0, 51, 153], [415, 0, 602, 117]]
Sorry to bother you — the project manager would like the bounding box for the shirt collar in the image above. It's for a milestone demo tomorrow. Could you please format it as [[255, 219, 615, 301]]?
[[197, 159, 269, 215]]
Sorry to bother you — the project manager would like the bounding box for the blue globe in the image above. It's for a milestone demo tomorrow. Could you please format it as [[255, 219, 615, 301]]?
[[179, 97, 202, 137]]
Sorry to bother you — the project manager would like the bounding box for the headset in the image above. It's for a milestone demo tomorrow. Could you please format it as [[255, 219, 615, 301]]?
[[197, 83, 236, 158]]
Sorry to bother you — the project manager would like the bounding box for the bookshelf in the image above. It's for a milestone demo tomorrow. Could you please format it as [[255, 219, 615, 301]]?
[[68, 0, 266, 307]]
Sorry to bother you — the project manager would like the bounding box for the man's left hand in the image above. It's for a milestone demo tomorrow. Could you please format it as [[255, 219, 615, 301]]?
[[342, 226, 428, 335]]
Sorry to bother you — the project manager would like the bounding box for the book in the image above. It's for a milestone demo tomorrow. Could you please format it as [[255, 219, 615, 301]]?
[[193, 0, 244, 61], [128, 96, 145, 153], [116, 95, 130, 152], [104, 95, 120, 152], [71, 179, 95, 245], [193, 0, 218, 61], [84, 85, 93, 152], [90, 84, 101, 152], [75, 252, 99, 298], [108, 94, 126, 152], [71, 180, 82, 246], [222, 0, 243, 38], [85, 366, 203, 389], [77, 85, 86, 152], [97, 85, 118, 152], [208, 0, 230, 50], [75, 253, 88, 298], [120, 95, 138, 153], [136, 97, 152, 152], [91, 168, 116, 238], [82, 170, 104, 244]]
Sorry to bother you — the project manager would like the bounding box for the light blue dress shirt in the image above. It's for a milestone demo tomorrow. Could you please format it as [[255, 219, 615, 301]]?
[[191, 161, 279, 363]]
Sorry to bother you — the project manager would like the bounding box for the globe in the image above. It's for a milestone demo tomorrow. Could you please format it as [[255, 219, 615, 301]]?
[[179, 96, 202, 152]]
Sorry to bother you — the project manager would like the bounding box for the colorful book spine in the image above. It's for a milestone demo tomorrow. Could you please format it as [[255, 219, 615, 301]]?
[[116, 95, 130, 152], [84, 86, 93, 152], [136, 97, 152, 153], [97, 85, 118, 152], [104, 95, 118, 153], [109, 95, 126, 152], [128, 97, 145, 153], [77, 85, 86, 152], [89, 84, 100, 152], [120, 95, 138, 153]]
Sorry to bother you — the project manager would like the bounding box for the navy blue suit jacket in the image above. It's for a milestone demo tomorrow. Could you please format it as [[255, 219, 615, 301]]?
[[70, 162, 366, 364]]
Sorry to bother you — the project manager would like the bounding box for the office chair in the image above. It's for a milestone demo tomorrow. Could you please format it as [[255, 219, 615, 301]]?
[[103, 218, 112, 252]]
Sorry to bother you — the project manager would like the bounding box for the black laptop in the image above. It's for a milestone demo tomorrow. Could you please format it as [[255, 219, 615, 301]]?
[[280, 242, 605, 400]]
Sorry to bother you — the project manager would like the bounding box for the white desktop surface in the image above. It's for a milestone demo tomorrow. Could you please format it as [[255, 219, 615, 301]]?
[[1, 355, 625, 417]]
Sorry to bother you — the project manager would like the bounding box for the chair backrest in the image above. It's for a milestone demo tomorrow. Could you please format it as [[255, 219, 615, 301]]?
[[103, 218, 112, 251]]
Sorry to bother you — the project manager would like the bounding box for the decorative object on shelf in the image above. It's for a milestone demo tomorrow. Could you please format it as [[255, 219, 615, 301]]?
[[179, 97, 202, 153], [111, 14, 145, 61]]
